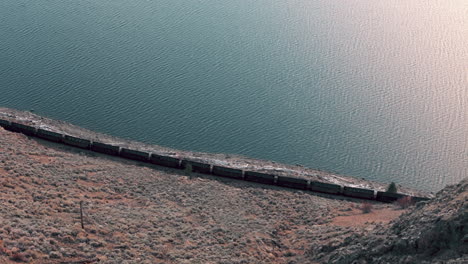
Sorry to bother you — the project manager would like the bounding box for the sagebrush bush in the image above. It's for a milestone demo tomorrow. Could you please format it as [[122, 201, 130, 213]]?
[[396, 196, 413, 209], [360, 202, 373, 214], [10, 252, 27, 262]]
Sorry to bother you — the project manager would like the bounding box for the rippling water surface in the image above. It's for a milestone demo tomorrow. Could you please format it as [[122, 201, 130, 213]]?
[[1, 0, 466, 191]]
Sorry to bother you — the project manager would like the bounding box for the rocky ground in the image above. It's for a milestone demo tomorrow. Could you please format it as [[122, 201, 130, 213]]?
[[308, 179, 467, 264], [1, 125, 414, 263]]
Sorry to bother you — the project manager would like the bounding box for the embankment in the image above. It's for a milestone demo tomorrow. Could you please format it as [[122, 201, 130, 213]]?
[[0, 122, 413, 263], [0, 108, 464, 264], [0, 108, 431, 203]]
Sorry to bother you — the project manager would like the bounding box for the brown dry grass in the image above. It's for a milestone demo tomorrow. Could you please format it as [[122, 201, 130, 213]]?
[[0, 127, 406, 263], [331, 207, 407, 227]]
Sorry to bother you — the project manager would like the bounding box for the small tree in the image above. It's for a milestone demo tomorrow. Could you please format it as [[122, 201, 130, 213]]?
[[387, 182, 397, 193]]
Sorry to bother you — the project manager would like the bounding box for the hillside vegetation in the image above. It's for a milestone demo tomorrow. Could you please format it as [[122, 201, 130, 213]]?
[[0, 125, 465, 263]]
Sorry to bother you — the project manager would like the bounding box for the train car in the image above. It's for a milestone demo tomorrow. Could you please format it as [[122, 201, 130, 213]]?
[[309, 181, 343, 195], [343, 186, 375, 200], [181, 160, 212, 174], [149, 154, 181, 169], [276, 176, 308, 190], [90, 142, 121, 156], [120, 148, 150, 162], [63, 135, 91, 149], [10, 122, 37, 136], [244, 171, 276, 185], [0, 119, 11, 129], [212, 166, 244, 180], [376, 191, 405, 203], [36, 129, 64, 143]]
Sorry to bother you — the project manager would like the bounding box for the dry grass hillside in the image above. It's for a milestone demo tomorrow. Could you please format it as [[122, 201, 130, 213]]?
[[0, 126, 413, 263]]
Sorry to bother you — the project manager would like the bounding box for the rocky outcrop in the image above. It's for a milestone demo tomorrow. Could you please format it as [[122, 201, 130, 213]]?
[[310, 179, 467, 263]]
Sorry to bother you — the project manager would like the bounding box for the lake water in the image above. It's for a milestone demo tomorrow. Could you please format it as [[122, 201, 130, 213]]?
[[0, 0, 466, 191]]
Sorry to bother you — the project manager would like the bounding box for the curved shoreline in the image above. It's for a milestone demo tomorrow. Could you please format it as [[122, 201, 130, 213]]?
[[0, 107, 431, 198]]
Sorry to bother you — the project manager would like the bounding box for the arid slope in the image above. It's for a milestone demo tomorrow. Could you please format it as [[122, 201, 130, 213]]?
[[0, 127, 410, 263], [309, 179, 467, 264]]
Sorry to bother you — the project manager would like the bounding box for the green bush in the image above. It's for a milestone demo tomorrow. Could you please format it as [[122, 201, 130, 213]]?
[[387, 182, 397, 193]]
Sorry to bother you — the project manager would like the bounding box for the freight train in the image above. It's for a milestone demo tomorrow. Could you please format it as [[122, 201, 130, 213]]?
[[0, 119, 430, 204]]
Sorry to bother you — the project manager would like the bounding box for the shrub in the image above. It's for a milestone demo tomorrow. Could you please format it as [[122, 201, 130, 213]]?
[[396, 196, 413, 209], [10, 252, 27, 262], [386, 182, 397, 193], [0, 241, 7, 255], [360, 202, 373, 214]]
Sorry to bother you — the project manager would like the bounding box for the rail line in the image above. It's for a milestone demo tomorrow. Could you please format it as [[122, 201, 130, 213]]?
[[0, 119, 430, 203]]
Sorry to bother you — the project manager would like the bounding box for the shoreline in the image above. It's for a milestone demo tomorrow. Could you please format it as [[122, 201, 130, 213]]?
[[0, 111, 464, 263], [0, 107, 431, 198]]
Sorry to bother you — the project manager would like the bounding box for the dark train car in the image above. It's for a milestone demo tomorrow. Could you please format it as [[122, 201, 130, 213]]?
[[37, 129, 64, 143], [343, 186, 375, 200], [90, 142, 121, 156], [149, 154, 181, 169], [0, 119, 11, 129], [244, 171, 276, 185], [376, 191, 405, 203], [181, 160, 212, 174], [276, 176, 308, 190], [63, 135, 91, 149], [10, 122, 37, 136], [120, 148, 150, 162], [212, 166, 244, 180], [309, 181, 343, 195]]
